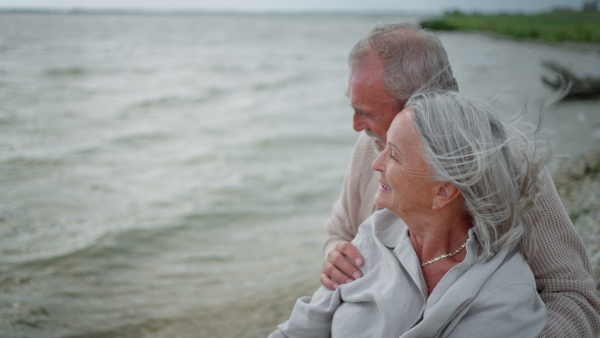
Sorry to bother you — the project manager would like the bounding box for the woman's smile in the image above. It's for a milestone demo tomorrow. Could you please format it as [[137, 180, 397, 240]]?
[[379, 179, 392, 191]]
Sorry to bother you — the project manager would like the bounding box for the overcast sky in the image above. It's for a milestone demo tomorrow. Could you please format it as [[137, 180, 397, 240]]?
[[0, 0, 583, 14]]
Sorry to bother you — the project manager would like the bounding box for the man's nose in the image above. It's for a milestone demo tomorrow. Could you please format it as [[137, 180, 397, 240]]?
[[353, 113, 367, 132]]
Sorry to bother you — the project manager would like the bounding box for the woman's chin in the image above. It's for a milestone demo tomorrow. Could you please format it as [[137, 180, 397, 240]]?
[[374, 196, 389, 210]]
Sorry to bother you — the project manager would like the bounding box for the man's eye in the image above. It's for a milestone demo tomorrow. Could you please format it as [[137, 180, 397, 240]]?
[[355, 110, 373, 118]]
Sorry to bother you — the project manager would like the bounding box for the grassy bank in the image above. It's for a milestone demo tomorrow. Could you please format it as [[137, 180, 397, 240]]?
[[420, 10, 600, 43]]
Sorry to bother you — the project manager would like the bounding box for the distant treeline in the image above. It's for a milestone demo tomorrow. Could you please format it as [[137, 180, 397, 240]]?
[[420, 10, 600, 43]]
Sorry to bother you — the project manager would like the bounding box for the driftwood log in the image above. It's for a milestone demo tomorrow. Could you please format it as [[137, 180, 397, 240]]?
[[541, 60, 600, 100]]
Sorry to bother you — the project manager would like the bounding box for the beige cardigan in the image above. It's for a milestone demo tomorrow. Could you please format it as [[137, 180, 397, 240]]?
[[324, 132, 600, 338]]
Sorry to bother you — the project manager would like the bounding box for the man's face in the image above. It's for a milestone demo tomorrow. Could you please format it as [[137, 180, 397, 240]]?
[[348, 57, 400, 151]]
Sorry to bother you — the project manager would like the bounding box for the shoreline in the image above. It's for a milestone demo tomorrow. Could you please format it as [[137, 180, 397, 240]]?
[[420, 10, 600, 44]]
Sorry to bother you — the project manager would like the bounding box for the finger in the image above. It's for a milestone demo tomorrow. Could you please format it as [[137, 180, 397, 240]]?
[[336, 241, 364, 267], [323, 258, 356, 284], [320, 273, 339, 291], [330, 242, 363, 279]]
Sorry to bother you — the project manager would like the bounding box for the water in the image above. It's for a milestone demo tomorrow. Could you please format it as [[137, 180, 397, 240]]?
[[0, 13, 599, 337]]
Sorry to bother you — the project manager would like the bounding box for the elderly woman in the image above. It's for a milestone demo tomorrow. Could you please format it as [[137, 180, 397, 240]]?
[[269, 90, 548, 338]]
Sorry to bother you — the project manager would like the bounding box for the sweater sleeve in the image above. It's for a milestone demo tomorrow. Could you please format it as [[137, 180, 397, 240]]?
[[323, 132, 379, 255], [529, 168, 600, 338]]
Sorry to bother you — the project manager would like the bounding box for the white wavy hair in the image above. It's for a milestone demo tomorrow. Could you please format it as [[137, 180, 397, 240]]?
[[349, 23, 459, 104], [407, 90, 546, 261]]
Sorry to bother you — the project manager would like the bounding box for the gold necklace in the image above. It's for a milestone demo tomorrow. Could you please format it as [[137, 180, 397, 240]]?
[[420, 238, 470, 268]]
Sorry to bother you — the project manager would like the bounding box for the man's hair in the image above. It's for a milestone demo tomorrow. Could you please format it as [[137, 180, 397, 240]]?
[[349, 23, 459, 106], [407, 90, 546, 261]]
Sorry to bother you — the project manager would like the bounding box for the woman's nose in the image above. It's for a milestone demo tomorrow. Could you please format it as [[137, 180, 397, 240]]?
[[372, 151, 385, 172]]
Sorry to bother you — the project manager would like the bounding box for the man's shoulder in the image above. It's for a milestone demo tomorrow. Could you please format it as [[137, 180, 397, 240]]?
[[350, 132, 379, 164]]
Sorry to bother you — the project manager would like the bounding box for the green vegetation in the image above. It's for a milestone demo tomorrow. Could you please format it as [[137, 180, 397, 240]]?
[[420, 10, 600, 43]]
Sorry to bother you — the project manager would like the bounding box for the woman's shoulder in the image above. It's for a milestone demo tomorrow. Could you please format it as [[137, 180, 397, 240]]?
[[350, 209, 407, 268], [354, 209, 406, 245], [446, 247, 547, 336], [475, 247, 538, 299]]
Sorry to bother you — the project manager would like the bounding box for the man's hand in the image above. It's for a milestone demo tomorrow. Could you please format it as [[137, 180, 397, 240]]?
[[320, 241, 364, 290]]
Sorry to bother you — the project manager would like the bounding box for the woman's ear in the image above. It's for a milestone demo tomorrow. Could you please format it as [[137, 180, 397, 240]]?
[[432, 182, 461, 210]]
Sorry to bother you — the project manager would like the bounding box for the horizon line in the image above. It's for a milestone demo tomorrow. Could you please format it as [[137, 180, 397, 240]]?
[[0, 7, 443, 16]]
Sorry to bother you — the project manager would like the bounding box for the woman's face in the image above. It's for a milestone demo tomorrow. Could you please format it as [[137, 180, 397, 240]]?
[[371, 108, 437, 217]]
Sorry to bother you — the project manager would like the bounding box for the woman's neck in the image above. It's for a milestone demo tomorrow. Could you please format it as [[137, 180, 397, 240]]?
[[403, 208, 472, 296], [407, 216, 471, 263], [402, 199, 471, 259]]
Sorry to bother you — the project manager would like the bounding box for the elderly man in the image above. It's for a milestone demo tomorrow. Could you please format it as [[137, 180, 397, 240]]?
[[320, 23, 600, 337]]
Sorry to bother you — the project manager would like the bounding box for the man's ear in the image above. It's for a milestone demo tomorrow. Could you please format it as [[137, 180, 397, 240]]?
[[433, 182, 461, 209]]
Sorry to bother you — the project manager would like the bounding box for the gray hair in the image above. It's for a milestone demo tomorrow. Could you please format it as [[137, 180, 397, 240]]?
[[349, 23, 459, 104], [407, 90, 546, 261]]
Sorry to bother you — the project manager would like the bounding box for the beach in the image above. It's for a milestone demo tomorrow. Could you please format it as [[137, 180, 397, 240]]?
[[0, 12, 598, 337]]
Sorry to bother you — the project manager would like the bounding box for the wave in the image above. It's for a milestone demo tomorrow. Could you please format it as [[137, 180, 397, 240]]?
[[250, 74, 310, 91], [108, 130, 173, 148], [0, 206, 271, 268], [0, 143, 106, 166], [249, 133, 356, 149], [120, 88, 227, 113], [0, 155, 65, 168], [43, 67, 88, 77]]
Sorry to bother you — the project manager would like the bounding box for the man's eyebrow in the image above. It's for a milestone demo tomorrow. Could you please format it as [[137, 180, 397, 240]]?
[[344, 91, 379, 118], [353, 108, 376, 118], [388, 142, 402, 156]]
